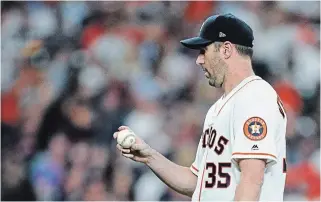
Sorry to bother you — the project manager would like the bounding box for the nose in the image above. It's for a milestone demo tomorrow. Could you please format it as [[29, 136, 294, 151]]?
[[196, 54, 204, 66]]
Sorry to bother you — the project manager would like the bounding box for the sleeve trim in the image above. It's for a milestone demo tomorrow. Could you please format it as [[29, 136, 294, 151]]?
[[232, 152, 276, 159], [190, 164, 199, 176], [231, 152, 278, 171], [191, 164, 199, 172]]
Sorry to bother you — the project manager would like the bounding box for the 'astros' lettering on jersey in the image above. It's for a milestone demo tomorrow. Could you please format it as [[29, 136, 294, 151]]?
[[190, 75, 287, 201]]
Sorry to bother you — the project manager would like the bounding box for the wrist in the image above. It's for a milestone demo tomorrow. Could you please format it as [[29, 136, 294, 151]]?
[[146, 148, 158, 167]]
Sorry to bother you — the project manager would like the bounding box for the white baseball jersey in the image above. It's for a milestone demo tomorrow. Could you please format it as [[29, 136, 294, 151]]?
[[190, 75, 287, 201]]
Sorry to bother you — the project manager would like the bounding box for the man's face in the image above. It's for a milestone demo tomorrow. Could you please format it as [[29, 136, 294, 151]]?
[[196, 43, 227, 88]]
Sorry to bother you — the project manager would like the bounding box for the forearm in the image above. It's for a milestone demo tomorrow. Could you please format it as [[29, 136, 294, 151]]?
[[146, 150, 197, 197]]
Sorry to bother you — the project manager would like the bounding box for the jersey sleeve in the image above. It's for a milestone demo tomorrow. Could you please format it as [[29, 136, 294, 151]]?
[[190, 136, 205, 176], [231, 93, 282, 170]]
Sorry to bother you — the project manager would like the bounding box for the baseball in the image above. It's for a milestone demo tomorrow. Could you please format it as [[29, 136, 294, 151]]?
[[117, 129, 136, 148]]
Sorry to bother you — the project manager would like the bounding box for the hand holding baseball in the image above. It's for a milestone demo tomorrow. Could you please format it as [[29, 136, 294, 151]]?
[[113, 126, 155, 164], [116, 128, 136, 148]]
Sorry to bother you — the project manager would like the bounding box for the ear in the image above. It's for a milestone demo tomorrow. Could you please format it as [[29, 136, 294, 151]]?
[[222, 42, 233, 59]]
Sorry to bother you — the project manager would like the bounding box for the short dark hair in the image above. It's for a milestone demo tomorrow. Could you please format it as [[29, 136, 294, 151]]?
[[214, 42, 253, 59], [235, 44, 253, 59]]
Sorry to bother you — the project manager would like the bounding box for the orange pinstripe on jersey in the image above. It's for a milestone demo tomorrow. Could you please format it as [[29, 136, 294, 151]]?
[[198, 151, 209, 201]]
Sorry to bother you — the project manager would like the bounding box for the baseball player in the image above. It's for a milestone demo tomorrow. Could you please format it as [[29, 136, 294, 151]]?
[[114, 13, 287, 201]]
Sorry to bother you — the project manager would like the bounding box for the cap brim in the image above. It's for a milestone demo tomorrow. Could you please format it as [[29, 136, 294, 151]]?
[[180, 37, 213, 50]]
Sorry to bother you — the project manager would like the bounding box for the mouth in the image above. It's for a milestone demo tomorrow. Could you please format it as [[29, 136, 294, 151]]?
[[200, 66, 210, 78]]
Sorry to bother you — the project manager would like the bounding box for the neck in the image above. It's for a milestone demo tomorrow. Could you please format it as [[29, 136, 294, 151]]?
[[222, 59, 255, 95]]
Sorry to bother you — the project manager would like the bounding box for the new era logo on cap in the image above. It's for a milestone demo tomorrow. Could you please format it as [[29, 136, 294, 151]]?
[[219, 32, 226, 37], [251, 145, 259, 150]]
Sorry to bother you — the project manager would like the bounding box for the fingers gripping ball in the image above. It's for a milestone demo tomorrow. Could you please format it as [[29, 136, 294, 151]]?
[[117, 129, 136, 148]]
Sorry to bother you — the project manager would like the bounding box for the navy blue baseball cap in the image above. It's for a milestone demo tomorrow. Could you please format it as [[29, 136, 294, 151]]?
[[180, 13, 254, 50]]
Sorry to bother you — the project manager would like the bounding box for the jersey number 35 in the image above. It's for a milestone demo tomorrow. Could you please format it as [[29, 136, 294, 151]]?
[[205, 162, 231, 188]]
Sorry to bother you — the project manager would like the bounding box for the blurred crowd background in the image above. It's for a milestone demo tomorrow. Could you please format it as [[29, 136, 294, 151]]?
[[1, 1, 320, 201]]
